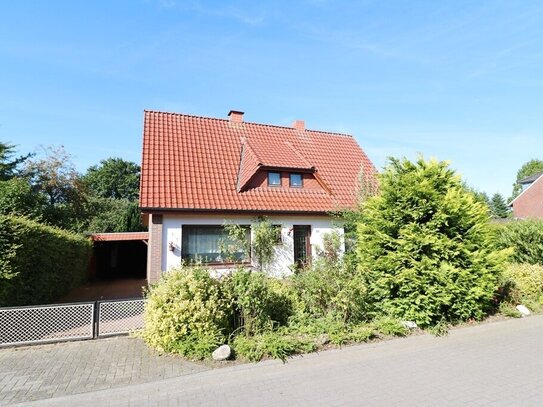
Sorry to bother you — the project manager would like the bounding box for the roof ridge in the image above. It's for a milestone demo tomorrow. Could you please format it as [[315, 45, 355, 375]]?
[[143, 109, 354, 138]]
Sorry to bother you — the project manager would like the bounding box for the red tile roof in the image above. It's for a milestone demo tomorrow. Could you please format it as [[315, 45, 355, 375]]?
[[91, 232, 149, 242], [140, 111, 376, 213]]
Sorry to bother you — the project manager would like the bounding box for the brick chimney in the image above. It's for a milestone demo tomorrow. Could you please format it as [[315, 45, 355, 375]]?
[[228, 110, 244, 123], [293, 120, 305, 131]]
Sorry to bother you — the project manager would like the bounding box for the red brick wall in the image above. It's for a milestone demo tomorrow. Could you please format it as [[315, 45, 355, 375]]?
[[513, 177, 543, 219], [147, 214, 163, 283]]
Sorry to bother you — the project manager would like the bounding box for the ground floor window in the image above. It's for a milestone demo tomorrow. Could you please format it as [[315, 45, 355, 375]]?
[[181, 225, 250, 264]]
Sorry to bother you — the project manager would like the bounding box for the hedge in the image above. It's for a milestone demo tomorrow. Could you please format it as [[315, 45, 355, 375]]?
[[0, 215, 92, 306], [495, 219, 543, 265]]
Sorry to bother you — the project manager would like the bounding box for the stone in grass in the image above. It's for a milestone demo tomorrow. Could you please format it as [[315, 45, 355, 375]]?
[[212, 345, 232, 361], [401, 321, 418, 329], [516, 305, 531, 316], [317, 334, 330, 346]]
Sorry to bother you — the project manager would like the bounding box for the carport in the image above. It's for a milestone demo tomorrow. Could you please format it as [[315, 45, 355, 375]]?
[[89, 232, 149, 280], [58, 232, 149, 303]]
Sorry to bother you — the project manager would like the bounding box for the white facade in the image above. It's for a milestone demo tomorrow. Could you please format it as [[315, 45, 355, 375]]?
[[160, 213, 344, 277]]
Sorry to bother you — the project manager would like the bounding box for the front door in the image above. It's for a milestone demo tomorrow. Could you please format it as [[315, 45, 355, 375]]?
[[293, 225, 311, 268]]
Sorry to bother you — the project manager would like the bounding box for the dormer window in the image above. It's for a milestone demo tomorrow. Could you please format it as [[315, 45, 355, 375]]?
[[268, 172, 281, 186], [290, 173, 303, 188]]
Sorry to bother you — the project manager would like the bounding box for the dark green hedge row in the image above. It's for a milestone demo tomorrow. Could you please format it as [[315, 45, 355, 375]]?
[[0, 215, 92, 306], [495, 219, 543, 265]]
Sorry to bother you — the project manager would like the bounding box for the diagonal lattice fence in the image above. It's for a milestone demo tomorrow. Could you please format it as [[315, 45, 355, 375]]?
[[97, 299, 146, 337], [0, 302, 95, 347]]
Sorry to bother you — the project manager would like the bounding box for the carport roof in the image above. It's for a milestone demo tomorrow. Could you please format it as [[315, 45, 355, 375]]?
[[90, 232, 149, 242]]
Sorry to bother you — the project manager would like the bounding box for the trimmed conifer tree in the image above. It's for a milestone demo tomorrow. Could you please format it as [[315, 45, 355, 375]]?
[[489, 193, 510, 219], [357, 157, 508, 327]]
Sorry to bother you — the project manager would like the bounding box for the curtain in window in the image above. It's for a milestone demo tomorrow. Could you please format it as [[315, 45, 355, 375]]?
[[182, 226, 250, 263]]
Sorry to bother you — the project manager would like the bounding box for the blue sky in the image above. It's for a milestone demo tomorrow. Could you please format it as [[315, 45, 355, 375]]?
[[1, 0, 542, 198]]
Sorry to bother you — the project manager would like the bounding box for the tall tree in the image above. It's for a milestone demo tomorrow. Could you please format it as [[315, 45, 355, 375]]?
[[22, 146, 87, 229], [85, 198, 143, 233], [489, 193, 510, 219], [23, 146, 83, 206], [512, 159, 543, 198], [0, 141, 32, 181], [83, 158, 140, 200], [81, 157, 144, 233]]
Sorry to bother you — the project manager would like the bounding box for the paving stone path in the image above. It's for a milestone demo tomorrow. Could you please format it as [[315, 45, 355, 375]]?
[[0, 336, 208, 405], [3, 315, 543, 406]]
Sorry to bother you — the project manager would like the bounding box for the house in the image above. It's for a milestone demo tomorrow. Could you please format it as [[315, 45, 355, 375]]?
[[510, 172, 543, 219], [139, 110, 376, 282]]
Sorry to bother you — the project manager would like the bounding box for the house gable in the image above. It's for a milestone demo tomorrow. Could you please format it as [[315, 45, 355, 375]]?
[[511, 173, 543, 218]]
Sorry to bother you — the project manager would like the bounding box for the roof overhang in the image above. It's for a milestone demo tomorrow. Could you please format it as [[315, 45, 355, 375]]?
[[90, 232, 149, 242], [139, 207, 332, 216], [259, 165, 315, 172]]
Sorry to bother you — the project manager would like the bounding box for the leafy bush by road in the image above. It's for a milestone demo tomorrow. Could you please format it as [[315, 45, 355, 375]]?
[[140, 266, 229, 360], [500, 263, 543, 312], [356, 158, 508, 327]]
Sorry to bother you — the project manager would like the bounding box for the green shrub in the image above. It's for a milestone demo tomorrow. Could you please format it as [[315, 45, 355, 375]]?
[[266, 277, 295, 326], [289, 230, 367, 324], [251, 217, 279, 272], [140, 266, 229, 360], [291, 259, 368, 323], [287, 313, 349, 344], [501, 263, 543, 311], [347, 325, 376, 342], [232, 329, 316, 362], [371, 317, 408, 337], [223, 268, 292, 335], [0, 214, 91, 306], [285, 314, 376, 346], [317, 230, 343, 264], [495, 220, 543, 265], [357, 158, 508, 327]]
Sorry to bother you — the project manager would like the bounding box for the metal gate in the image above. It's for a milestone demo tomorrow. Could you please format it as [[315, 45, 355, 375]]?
[[0, 302, 95, 347], [0, 298, 146, 347], [97, 299, 146, 337]]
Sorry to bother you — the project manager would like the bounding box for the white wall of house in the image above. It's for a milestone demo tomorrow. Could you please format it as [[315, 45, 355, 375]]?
[[160, 213, 344, 277]]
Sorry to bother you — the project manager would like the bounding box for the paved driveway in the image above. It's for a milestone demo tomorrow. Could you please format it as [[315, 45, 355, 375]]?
[[3, 315, 543, 406], [0, 336, 208, 405]]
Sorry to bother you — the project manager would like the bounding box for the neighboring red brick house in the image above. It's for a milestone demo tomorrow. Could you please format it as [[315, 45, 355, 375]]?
[[510, 172, 543, 219], [139, 110, 376, 282]]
